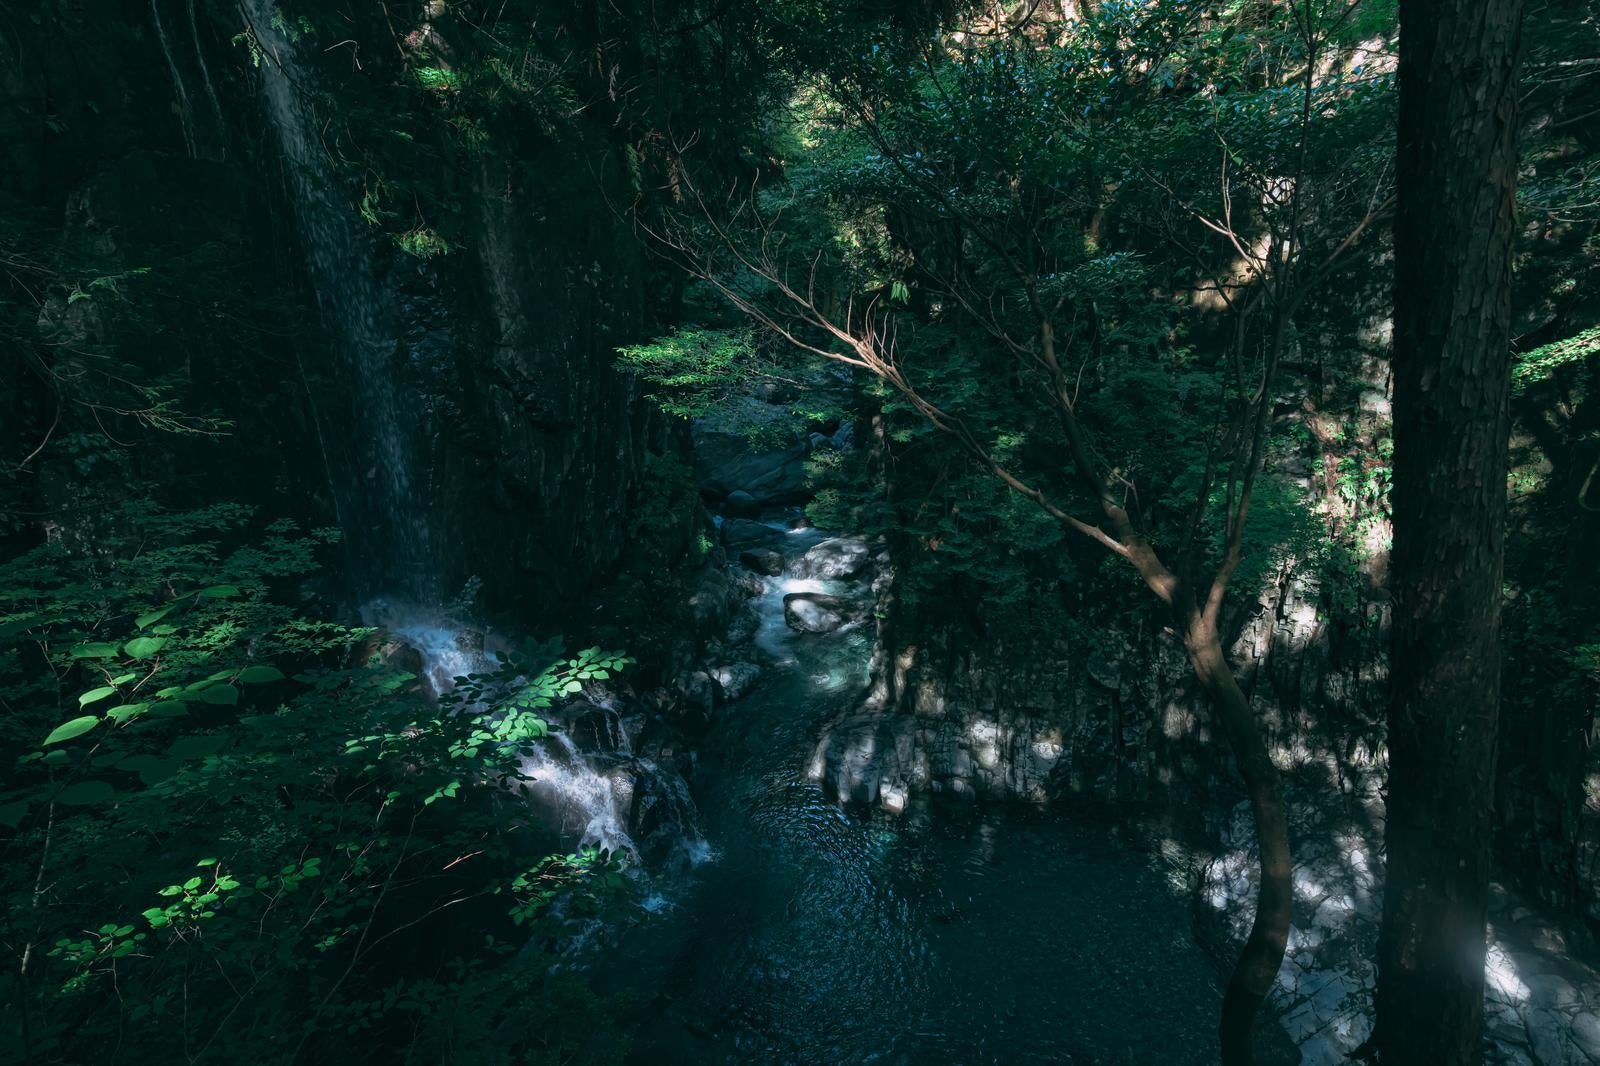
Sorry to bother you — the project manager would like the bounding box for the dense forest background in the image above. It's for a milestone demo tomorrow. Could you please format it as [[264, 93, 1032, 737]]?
[[1, 1, 1597, 1063]]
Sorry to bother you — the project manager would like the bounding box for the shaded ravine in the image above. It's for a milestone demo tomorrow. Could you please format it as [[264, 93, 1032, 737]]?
[[588, 520, 1228, 1064]]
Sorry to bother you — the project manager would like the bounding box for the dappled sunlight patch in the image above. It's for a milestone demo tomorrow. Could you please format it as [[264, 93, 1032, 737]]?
[[1486, 942, 1532, 1004]]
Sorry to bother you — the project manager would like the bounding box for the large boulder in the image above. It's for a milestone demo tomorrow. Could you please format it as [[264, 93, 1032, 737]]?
[[783, 592, 864, 634], [711, 662, 762, 701], [721, 518, 781, 550], [739, 548, 785, 576], [695, 429, 809, 505], [793, 537, 872, 581]]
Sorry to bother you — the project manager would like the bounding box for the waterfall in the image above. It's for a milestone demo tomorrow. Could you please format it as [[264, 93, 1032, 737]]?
[[241, 0, 433, 601], [517, 732, 637, 856], [370, 600, 708, 866]]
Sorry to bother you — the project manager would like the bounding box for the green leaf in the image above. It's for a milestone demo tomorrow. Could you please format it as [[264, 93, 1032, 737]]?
[[149, 700, 188, 718], [116, 755, 182, 786], [167, 735, 226, 759], [238, 665, 285, 684], [135, 605, 174, 629], [0, 800, 28, 828], [70, 642, 121, 659], [43, 716, 100, 745], [196, 684, 238, 706], [123, 636, 168, 659], [56, 780, 116, 806], [105, 703, 149, 724], [198, 584, 239, 599], [78, 686, 117, 707]]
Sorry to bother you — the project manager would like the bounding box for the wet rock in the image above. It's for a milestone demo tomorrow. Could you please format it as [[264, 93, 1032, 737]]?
[[375, 637, 424, 678], [751, 381, 793, 404], [783, 592, 863, 634], [1570, 1012, 1600, 1058], [739, 548, 785, 576], [726, 605, 760, 647], [720, 518, 781, 550], [568, 702, 629, 755], [672, 669, 719, 733], [792, 537, 872, 581], [723, 490, 762, 518], [712, 662, 762, 701], [1086, 647, 1123, 690], [625, 760, 703, 866], [688, 567, 734, 633]]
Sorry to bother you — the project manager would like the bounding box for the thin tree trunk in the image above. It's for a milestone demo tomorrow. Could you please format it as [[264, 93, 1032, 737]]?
[[1183, 613, 1292, 1065], [1376, 0, 1524, 1061]]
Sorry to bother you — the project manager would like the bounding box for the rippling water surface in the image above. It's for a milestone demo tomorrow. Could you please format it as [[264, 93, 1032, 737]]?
[[593, 559, 1224, 1064]]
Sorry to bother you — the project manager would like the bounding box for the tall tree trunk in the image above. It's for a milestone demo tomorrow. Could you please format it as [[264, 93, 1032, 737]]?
[[1377, 1, 1524, 1061]]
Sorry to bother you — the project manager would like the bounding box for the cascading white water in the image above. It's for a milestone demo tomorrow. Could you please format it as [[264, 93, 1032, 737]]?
[[517, 732, 636, 856], [241, 0, 432, 599], [366, 599, 707, 864]]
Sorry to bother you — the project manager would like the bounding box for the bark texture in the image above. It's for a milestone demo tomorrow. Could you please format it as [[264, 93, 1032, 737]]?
[[1376, 1, 1524, 1061]]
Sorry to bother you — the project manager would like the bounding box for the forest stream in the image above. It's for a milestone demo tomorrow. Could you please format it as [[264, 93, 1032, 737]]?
[[6, 2, 1599, 1063], [584, 518, 1227, 1064]]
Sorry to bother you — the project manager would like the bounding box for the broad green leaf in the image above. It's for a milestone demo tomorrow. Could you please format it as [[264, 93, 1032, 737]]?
[[0, 800, 27, 828], [124, 636, 168, 659], [116, 755, 182, 786], [198, 584, 239, 599], [78, 686, 117, 707], [43, 716, 100, 745], [167, 735, 226, 759], [196, 684, 238, 706], [56, 780, 116, 806], [105, 703, 149, 724], [238, 665, 285, 684], [135, 605, 174, 629], [70, 642, 121, 659]]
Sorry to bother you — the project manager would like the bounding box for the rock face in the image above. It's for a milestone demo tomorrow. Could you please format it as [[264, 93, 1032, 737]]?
[[694, 429, 811, 506], [811, 567, 1389, 820]]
